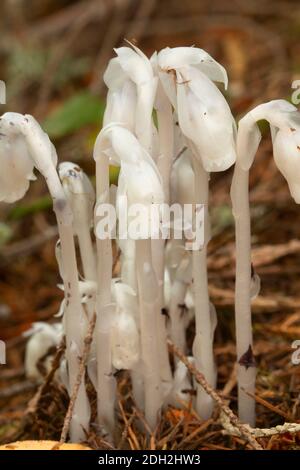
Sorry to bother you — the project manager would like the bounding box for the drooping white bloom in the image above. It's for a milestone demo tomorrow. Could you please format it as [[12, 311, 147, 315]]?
[[95, 124, 164, 239], [86, 279, 140, 387], [86, 285, 140, 431], [0, 113, 57, 203], [103, 44, 158, 154], [273, 123, 300, 203], [56, 280, 97, 319], [0, 133, 35, 203], [98, 124, 163, 202], [24, 322, 62, 380], [0, 112, 89, 442], [58, 162, 95, 234], [236, 100, 300, 202], [157, 47, 236, 172], [59, 162, 97, 282], [236, 100, 297, 170]]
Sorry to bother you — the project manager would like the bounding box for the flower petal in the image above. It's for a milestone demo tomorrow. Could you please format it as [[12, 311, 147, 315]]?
[[158, 46, 228, 88]]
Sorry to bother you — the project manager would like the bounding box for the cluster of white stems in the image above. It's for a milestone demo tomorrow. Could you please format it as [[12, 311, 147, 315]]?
[[1, 45, 300, 442]]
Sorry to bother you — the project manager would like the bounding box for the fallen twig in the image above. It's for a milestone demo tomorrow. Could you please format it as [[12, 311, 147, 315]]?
[[59, 312, 96, 444], [118, 402, 139, 450], [167, 340, 264, 450], [220, 412, 300, 438]]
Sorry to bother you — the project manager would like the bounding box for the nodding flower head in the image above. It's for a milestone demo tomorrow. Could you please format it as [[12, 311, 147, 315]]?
[[157, 47, 236, 172], [24, 322, 62, 380], [95, 123, 164, 207], [58, 162, 95, 232], [0, 112, 57, 203], [273, 125, 300, 204], [273, 119, 300, 203], [237, 99, 300, 203], [103, 44, 158, 153]]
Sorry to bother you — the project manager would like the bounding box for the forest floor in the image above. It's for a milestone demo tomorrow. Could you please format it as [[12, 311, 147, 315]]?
[[0, 0, 300, 450]]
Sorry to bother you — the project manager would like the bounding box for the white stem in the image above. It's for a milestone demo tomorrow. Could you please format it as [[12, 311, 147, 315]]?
[[131, 360, 145, 410], [191, 158, 215, 419], [46, 168, 90, 442], [150, 96, 174, 393], [136, 239, 162, 430], [95, 152, 115, 435], [169, 279, 187, 353], [231, 163, 256, 426], [120, 244, 145, 409], [77, 224, 97, 281], [151, 239, 173, 393]]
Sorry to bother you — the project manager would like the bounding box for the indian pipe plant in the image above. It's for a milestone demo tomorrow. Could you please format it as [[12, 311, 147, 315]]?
[[1, 44, 300, 442]]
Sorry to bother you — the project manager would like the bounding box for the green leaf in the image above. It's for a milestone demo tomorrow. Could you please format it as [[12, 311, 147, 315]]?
[[43, 92, 105, 139], [7, 195, 52, 221], [211, 204, 234, 236], [0, 223, 12, 247]]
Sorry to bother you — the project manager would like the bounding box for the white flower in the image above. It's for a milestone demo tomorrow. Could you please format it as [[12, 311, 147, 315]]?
[[24, 322, 62, 380], [273, 125, 300, 203], [0, 112, 57, 203], [236, 100, 300, 203], [237, 100, 297, 170], [0, 130, 35, 203], [58, 162, 95, 234], [103, 80, 136, 132], [94, 124, 164, 238], [103, 44, 158, 153], [157, 47, 236, 171]]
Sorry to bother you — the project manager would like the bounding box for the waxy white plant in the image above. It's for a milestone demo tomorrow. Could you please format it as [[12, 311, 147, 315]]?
[[24, 322, 62, 380], [104, 46, 172, 395], [0, 112, 90, 441], [103, 44, 158, 154], [231, 99, 300, 425], [5, 43, 297, 444], [94, 123, 164, 429], [157, 47, 237, 418], [59, 162, 96, 282]]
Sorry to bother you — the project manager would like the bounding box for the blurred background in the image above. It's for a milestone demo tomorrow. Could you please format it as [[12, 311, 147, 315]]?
[[1, 0, 300, 446]]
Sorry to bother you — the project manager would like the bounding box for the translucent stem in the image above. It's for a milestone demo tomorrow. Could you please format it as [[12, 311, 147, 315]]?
[[151, 96, 174, 394], [136, 239, 162, 430], [46, 168, 90, 442], [95, 151, 115, 435], [231, 163, 256, 426], [77, 225, 97, 282], [191, 158, 215, 419]]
